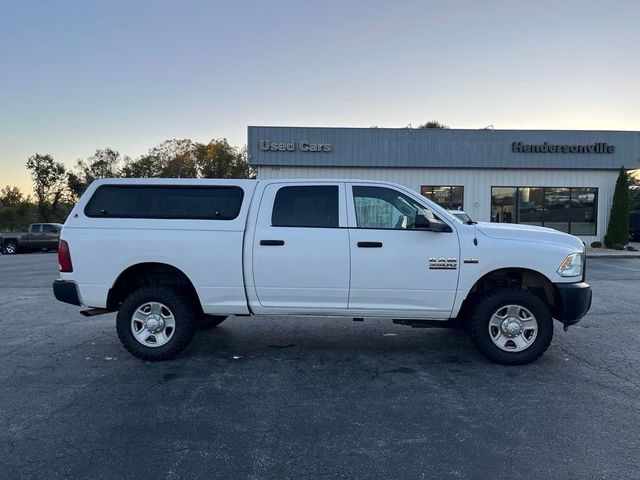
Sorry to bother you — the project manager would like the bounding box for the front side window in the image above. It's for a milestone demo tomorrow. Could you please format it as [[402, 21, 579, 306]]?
[[421, 186, 464, 210], [353, 186, 425, 229], [85, 185, 244, 220], [271, 186, 338, 228], [30, 224, 42, 233]]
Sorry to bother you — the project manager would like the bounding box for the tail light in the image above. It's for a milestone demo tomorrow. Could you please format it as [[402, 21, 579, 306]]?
[[58, 240, 73, 272]]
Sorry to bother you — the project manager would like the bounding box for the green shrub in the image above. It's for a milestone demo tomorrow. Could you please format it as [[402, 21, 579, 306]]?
[[604, 167, 630, 248], [590, 241, 602, 248]]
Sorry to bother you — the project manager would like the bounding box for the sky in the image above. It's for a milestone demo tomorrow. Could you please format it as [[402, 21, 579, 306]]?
[[1, 0, 639, 192]]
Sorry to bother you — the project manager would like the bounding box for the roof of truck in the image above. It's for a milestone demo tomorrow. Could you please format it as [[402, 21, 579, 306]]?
[[89, 178, 407, 187]]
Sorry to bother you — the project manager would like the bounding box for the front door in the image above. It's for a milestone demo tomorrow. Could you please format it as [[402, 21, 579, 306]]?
[[252, 183, 350, 310], [28, 224, 44, 248], [41, 224, 60, 249], [346, 184, 460, 318]]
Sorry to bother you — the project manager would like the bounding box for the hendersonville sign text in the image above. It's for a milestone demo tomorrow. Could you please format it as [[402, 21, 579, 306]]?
[[512, 141, 615, 154], [259, 140, 332, 152]]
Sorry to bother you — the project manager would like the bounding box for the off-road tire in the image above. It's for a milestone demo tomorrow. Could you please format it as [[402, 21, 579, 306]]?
[[116, 285, 197, 361], [468, 288, 554, 365]]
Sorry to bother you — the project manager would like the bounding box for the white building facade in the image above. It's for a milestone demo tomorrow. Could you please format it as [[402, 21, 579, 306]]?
[[248, 127, 640, 244]]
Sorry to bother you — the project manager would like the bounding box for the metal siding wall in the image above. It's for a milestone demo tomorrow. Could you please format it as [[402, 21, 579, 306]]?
[[249, 126, 640, 170], [256, 166, 616, 243]]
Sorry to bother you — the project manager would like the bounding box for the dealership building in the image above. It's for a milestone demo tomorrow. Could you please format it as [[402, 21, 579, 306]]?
[[248, 126, 640, 243]]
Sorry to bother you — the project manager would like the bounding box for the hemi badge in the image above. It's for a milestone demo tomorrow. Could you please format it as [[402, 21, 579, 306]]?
[[463, 258, 479, 264]]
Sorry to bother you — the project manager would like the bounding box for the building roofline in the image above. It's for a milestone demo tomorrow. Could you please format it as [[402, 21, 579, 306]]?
[[248, 125, 640, 135]]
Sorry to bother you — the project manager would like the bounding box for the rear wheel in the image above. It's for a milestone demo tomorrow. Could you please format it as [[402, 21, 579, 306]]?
[[116, 285, 197, 361], [468, 288, 553, 365]]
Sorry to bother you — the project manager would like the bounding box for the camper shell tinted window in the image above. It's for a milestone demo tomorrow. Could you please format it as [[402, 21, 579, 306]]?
[[85, 185, 244, 220]]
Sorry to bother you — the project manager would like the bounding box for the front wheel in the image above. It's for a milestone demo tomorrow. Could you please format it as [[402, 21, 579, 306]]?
[[116, 285, 197, 361], [467, 288, 553, 365]]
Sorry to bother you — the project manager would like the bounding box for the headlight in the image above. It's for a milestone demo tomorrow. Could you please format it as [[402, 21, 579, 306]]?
[[557, 253, 583, 277]]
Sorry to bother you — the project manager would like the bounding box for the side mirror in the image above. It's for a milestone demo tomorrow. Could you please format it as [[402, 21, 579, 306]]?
[[415, 209, 431, 229], [415, 209, 451, 232]]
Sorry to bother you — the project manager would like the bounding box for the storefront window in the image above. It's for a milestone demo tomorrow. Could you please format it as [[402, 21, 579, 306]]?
[[544, 187, 570, 233], [570, 188, 597, 235], [421, 186, 464, 210], [491, 187, 597, 235], [491, 187, 517, 223], [518, 187, 545, 227]]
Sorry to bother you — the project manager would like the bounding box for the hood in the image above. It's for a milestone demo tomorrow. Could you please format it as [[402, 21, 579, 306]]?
[[475, 222, 585, 250]]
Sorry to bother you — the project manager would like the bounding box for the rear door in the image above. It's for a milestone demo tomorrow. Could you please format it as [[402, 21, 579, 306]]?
[[346, 184, 460, 318], [252, 183, 350, 310]]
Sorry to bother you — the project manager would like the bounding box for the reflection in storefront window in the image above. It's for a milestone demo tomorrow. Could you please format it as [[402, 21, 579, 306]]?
[[518, 187, 545, 227], [491, 187, 597, 235], [420, 186, 464, 210], [544, 187, 570, 233], [570, 188, 597, 235], [491, 187, 516, 223]]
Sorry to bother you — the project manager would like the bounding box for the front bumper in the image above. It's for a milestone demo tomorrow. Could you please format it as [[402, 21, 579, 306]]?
[[53, 279, 82, 306], [552, 282, 592, 326]]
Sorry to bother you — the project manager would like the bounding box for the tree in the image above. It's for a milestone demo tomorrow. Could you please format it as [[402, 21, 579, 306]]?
[[148, 138, 197, 177], [121, 139, 198, 178], [604, 167, 630, 248], [68, 148, 126, 199], [195, 139, 254, 179], [0, 186, 32, 231], [121, 155, 163, 178], [148, 139, 194, 166], [418, 120, 449, 129], [0, 186, 26, 208], [25, 154, 68, 222], [162, 151, 198, 178]]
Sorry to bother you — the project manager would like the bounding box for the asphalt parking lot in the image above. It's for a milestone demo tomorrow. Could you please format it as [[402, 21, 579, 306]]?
[[1, 253, 639, 480]]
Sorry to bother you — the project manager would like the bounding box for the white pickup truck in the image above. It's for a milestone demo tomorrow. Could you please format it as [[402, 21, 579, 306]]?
[[53, 178, 592, 365]]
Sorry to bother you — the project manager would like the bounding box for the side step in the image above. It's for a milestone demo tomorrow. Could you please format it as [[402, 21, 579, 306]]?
[[80, 308, 116, 317], [393, 318, 463, 329]]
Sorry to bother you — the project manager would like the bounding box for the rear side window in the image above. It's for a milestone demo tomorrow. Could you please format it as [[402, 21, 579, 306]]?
[[42, 225, 59, 233], [271, 186, 339, 228], [85, 185, 244, 220]]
